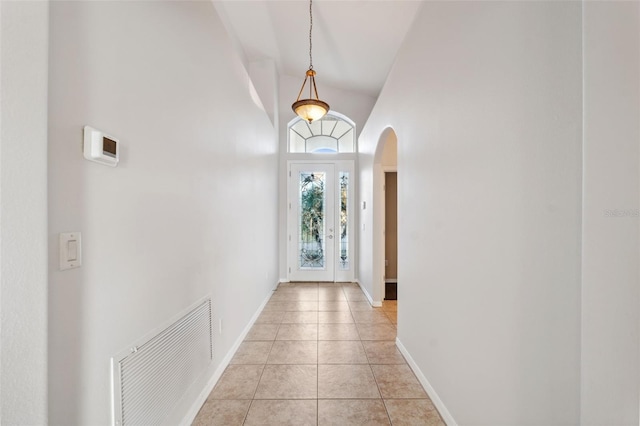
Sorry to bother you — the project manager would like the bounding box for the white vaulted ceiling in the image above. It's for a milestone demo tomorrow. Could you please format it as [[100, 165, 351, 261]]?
[[213, 1, 423, 98]]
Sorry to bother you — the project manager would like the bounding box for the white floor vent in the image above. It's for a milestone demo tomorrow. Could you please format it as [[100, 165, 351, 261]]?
[[111, 298, 213, 426]]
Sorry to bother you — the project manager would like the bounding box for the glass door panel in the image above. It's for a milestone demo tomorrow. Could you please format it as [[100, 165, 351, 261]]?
[[298, 171, 327, 269], [289, 164, 335, 281], [339, 171, 349, 270]]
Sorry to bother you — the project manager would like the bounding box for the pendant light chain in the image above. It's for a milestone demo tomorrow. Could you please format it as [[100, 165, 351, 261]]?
[[291, 0, 329, 123], [309, 0, 313, 70]]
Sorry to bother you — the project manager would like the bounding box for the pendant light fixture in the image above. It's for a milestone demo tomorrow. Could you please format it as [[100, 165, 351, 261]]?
[[292, 0, 330, 123]]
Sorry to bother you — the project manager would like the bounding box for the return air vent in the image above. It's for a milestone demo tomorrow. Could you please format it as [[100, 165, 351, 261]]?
[[111, 298, 213, 426]]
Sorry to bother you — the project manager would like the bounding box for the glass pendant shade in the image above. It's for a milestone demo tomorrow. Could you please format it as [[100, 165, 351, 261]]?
[[293, 99, 330, 123], [292, 69, 330, 123]]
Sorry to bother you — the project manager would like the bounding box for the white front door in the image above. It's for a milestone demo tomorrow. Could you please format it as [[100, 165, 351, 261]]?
[[288, 162, 355, 282]]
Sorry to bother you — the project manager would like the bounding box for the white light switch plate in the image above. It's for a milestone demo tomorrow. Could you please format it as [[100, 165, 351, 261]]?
[[60, 232, 82, 270]]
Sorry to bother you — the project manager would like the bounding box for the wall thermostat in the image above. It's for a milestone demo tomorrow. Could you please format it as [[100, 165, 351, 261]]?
[[83, 126, 119, 167]]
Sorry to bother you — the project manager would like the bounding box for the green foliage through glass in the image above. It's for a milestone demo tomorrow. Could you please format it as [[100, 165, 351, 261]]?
[[299, 172, 325, 268]]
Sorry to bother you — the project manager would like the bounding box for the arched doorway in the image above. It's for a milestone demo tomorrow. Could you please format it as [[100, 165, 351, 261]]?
[[373, 128, 398, 317]]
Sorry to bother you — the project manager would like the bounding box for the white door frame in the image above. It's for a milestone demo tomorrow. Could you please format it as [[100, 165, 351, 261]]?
[[380, 166, 397, 300], [287, 160, 356, 282]]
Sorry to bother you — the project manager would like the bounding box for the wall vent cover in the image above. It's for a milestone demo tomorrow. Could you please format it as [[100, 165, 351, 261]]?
[[111, 298, 213, 426]]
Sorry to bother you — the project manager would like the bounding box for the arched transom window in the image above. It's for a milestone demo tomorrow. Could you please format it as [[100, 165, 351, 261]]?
[[288, 112, 356, 153]]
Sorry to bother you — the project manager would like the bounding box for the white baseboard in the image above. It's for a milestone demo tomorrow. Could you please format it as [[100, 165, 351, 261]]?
[[181, 287, 274, 425], [395, 338, 457, 426], [356, 280, 382, 307]]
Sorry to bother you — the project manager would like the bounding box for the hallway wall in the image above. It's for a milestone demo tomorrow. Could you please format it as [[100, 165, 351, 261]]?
[[47, 2, 278, 424], [359, 2, 584, 424], [0, 1, 49, 423], [581, 2, 640, 424]]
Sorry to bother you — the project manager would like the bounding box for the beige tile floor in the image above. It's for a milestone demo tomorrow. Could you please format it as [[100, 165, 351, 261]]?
[[193, 282, 445, 426]]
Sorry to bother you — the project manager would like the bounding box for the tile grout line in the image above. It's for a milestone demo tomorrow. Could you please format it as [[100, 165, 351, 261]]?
[[352, 286, 394, 426], [251, 332, 276, 420], [245, 286, 285, 425]]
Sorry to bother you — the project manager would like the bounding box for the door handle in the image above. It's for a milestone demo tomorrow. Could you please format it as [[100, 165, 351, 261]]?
[[327, 235, 333, 239]]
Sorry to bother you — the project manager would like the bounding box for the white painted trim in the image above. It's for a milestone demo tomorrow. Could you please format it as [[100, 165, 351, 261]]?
[[374, 164, 386, 303], [286, 111, 357, 154], [356, 280, 382, 307], [181, 287, 274, 426], [395, 338, 457, 426]]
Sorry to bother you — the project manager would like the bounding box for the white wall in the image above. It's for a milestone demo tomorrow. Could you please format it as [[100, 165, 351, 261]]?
[[359, 2, 583, 424], [0, 1, 49, 424], [249, 59, 278, 127], [381, 132, 397, 169], [581, 2, 640, 424], [48, 2, 278, 424]]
